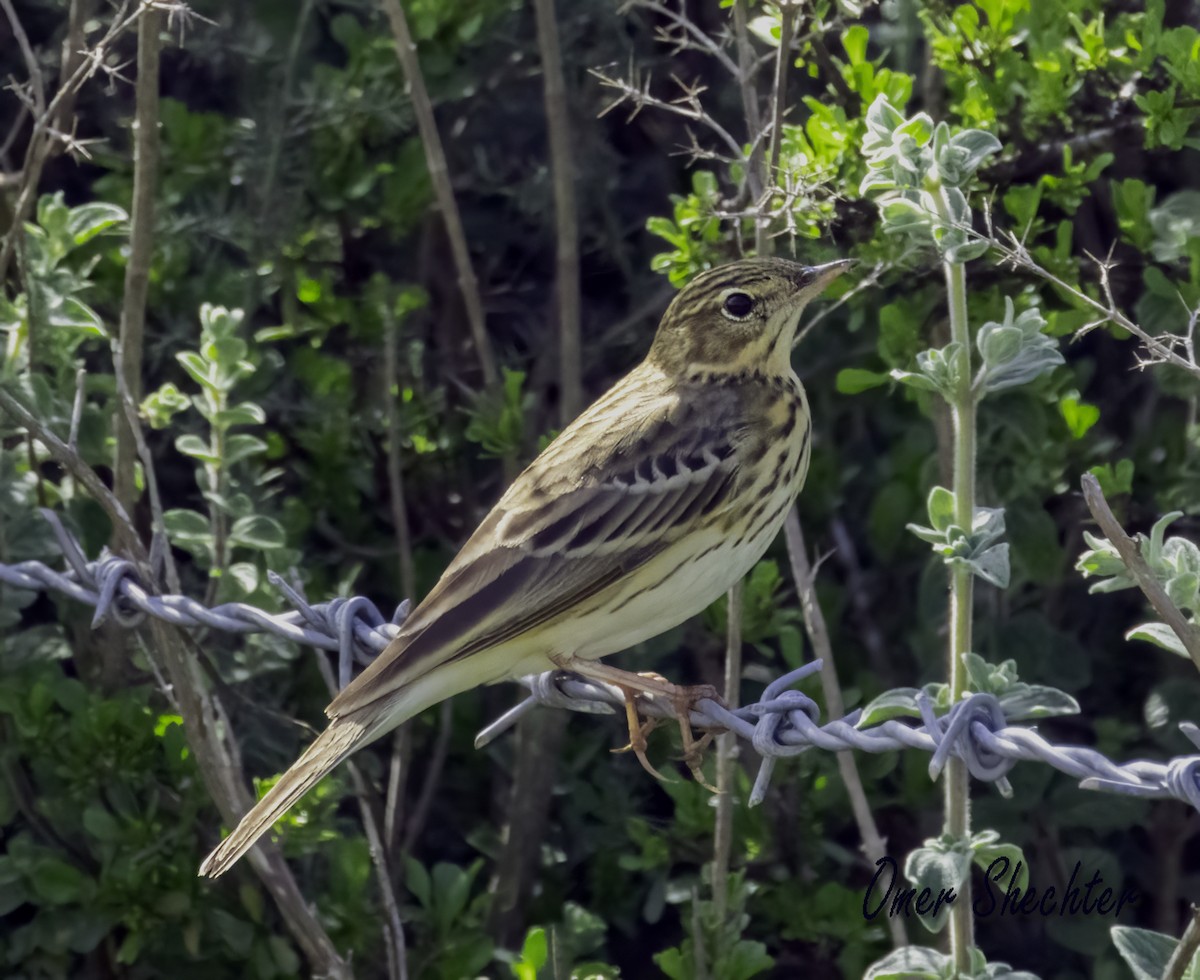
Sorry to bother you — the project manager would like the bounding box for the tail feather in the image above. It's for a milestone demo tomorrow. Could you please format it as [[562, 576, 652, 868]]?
[[198, 718, 368, 878]]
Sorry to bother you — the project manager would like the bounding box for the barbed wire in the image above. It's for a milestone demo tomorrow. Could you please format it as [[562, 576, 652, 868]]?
[[5, 510, 1200, 813]]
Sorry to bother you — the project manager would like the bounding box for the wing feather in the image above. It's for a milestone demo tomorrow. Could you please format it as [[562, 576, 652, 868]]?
[[327, 371, 747, 718]]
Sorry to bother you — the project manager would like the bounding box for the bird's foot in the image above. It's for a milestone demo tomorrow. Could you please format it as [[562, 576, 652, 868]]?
[[549, 656, 724, 789], [611, 686, 671, 783], [668, 683, 722, 792]]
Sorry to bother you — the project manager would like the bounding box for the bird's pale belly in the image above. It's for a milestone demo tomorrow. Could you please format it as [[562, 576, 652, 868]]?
[[507, 481, 801, 676]]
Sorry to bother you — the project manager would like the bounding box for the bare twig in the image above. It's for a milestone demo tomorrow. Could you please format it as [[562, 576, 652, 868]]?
[[379, 0, 499, 388], [383, 306, 416, 600], [1080, 473, 1200, 670], [481, 0, 580, 946], [967, 207, 1200, 379], [766, 3, 797, 199], [784, 509, 907, 948], [622, 0, 741, 80], [52, 0, 97, 138], [256, 0, 314, 236], [591, 67, 746, 163], [795, 261, 887, 346], [533, 0, 582, 423], [0, 385, 353, 978], [312, 653, 407, 980], [711, 579, 743, 926], [485, 704, 567, 946], [115, 3, 162, 513], [351, 764, 409, 980], [1164, 908, 1200, 980], [67, 364, 87, 451], [0, 384, 142, 555], [0, 0, 46, 117], [0, 0, 144, 283], [731, 0, 763, 203], [400, 699, 453, 855], [112, 340, 181, 593]]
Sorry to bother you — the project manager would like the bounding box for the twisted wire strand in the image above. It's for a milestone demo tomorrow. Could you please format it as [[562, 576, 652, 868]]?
[[5, 511, 1200, 813]]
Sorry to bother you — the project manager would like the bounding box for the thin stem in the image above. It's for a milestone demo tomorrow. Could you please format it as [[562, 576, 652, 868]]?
[[1081, 473, 1200, 670], [711, 579, 743, 926], [115, 4, 162, 513], [942, 233, 976, 969], [379, 0, 499, 388], [783, 510, 908, 949], [532, 0, 581, 423], [731, 0, 763, 204], [0, 383, 354, 978], [1165, 908, 1200, 980], [383, 307, 416, 600], [766, 3, 796, 195], [0, 0, 141, 283]]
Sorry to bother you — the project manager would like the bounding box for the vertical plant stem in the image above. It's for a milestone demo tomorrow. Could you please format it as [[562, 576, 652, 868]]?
[[379, 0, 499, 389], [731, 0, 763, 208], [0, 388, 353, 978], [532, 0, 581, 424], [483, 0, 579, 949], [115, 4, 162, 513], [783, 510, 908, 949], [711, 579, 743, 926], [384, 308, 417, 601], [767, 3, 796, 188], [942, 238, 976, 968]]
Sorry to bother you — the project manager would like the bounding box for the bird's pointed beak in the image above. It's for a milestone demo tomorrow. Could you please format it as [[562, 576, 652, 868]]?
[[806, 258, 857, 292]]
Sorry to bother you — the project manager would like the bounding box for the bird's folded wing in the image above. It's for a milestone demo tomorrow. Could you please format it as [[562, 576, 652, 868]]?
[[326, 390, 746, 718]]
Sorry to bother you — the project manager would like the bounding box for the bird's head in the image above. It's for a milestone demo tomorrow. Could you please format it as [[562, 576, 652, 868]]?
[[647, 257, 854, 377]]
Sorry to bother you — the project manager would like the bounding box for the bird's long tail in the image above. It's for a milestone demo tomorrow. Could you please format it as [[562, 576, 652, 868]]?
[[199, 715, 373, 878]]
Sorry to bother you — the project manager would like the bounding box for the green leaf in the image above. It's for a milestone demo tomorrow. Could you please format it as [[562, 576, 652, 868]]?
[[1127, 622, 1190, 658], [163, 509, 211, 544], [1110, 926, 1191, 980], [404, 856, 431, 908], [835, 367, 889, 394], [972, 836, 1030, 894], [999, 684, 1080, 720], [1058, 394, 1100, 439], [229, 515, 286, 551], [177, 350, 215, 389], [82, 804, 121, 842], [960, 543, 1011, 588], [857, 688, 923, 726], [721, 939, 774, 980], [950, 129, 1002, 172], [927, 486, 956, 532], [224, 433, 268, 466], [175, 433, 218, 464], [905, 840, 971, 935], [1088, 459, 1135, 497], [66, 202, 128, 245], [215, 404, 266, 428], [841, 24, 869, 66], [31, 856, 90, 904], [512, 927, 547, 980], [864, 946, 947, 980]]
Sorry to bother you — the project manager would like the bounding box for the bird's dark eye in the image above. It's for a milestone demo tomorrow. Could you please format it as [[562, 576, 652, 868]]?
[[722, 292, 755, 319]]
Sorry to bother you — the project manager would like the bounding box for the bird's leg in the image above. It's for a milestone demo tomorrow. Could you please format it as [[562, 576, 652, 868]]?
[[610, 684, 670, 784], [663, 679, 721, 792], [550, 656, 724, 789]]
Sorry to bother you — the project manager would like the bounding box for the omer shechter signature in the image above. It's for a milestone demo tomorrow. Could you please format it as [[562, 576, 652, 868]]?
[[862, 856, 1140, 920]]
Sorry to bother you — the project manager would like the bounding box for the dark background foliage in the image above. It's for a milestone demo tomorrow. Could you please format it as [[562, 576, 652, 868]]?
[[2, 0, 1199, 977]]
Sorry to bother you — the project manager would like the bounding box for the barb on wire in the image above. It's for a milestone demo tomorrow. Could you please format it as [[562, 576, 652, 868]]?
[[5, 513, 1200, 818], [2, 510, 409, 688]]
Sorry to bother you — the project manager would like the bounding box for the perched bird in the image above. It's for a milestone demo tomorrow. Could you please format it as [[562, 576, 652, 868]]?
[[199, 256, 852, 878]]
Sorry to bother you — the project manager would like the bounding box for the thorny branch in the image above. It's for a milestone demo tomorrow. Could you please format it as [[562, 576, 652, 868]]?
[[1081, 473, 1200, 671], [0, 2, 197, 283]]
